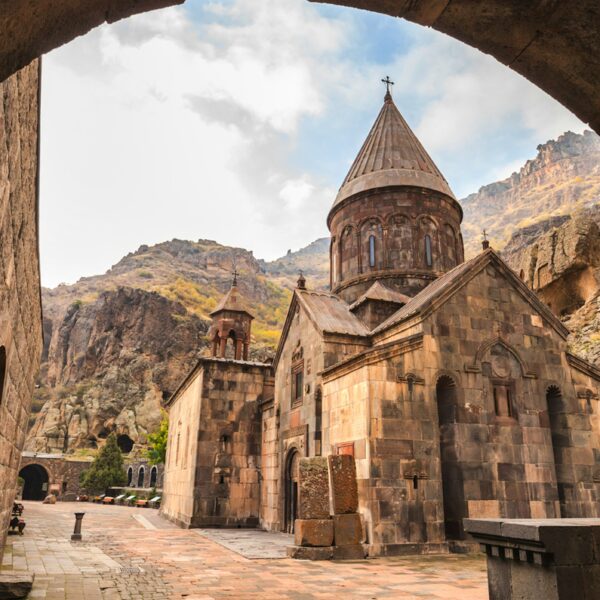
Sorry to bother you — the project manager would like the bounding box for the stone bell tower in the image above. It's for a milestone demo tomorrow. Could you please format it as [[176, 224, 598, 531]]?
[[328, 78, 464, 304], [208, 274, 254, 361]]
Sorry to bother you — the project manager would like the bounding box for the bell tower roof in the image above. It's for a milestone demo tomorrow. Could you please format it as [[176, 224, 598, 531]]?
[[332, 90, 455, 208], [210, 281, 254, 319]]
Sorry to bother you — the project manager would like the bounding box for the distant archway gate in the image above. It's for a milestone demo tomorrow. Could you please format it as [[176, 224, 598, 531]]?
[[0, 1, 599, 133]]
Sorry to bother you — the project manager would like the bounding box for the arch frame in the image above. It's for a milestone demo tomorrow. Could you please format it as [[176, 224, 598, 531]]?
[[282, 446, 301, 534], [466, 337, 537, 379], [18, 463, 50, 501]]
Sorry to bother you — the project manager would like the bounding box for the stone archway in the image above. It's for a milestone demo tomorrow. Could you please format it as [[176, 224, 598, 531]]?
[[19, 464, 50, 500], [284, 449, 300, 534], [436, 374, 466, 540], [1, 2, 599, 131]]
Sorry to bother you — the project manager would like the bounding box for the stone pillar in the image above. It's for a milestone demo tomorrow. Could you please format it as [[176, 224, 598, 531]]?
[[328, 455, 365, 559], [235, 339, 243, 361], [243, 342, 249, 361], [465, 518, 600, 600], [219, 336, 227, 358]]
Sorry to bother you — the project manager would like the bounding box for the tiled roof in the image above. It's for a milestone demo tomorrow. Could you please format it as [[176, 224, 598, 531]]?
[[210, 284, 254, 318], [297, 289, 370, 336], [349, 281, 411, 310], [333, 92, 455, 207]]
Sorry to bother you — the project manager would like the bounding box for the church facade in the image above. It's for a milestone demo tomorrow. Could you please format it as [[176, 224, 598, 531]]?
[[161, 90, 600, 555]]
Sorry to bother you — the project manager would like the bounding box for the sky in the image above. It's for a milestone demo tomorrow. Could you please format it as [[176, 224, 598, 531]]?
[[39, 0, 587, 287]]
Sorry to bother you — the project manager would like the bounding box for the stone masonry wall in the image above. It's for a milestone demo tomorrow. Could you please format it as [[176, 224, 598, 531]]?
[[329, 187, 464, 303], [19, 454, 91, 499], [0, 60, 43, 562], [161, 367, 203, 527], [192, 359, 269, 527]]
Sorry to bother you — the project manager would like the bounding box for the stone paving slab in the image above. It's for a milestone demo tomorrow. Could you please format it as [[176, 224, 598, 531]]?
[[195, 529, 293, 559], [1, 501, 488, 599]]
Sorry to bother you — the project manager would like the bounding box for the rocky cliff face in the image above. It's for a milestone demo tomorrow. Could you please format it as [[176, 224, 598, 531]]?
[[503, 206, 600, 365], [27, 288, 207, 453], [462, 130, 600, 257]]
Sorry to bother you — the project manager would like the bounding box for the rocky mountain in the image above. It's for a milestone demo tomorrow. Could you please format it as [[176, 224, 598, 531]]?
[[26, 239, 324, 454], [502, 205, 600, 364], [462, 130, 600, 257], [27, 130, 600, 454]]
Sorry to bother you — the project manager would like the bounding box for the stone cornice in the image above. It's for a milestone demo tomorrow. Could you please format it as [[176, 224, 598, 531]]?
[[321, 333, 423, 382]]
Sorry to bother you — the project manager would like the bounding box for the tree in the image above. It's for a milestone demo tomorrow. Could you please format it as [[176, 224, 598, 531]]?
[[80, 433, 127, 493], [146, 412, 168, 465]]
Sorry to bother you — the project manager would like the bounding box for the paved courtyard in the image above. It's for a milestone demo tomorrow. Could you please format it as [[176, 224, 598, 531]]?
[[2, 501, 488, 599]]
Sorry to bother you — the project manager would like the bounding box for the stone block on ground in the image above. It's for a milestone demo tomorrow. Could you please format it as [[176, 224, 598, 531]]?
[[294, 519, 334, 547], [328, 454, 358, 514], [332, 544, 367, 560], [333, 513, 363, 546], [298, 457, 330, 520], [0, 573, 34, 599], [286, 545, 334, 560]]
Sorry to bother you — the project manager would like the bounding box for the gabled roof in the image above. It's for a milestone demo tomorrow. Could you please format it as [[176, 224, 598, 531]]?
[[333, 91, 455, 207], [210, 284, 254, 319], [372, 248, 570, 338], [349, 281, 411, 310], [273, 288, 370, 369], [296, 290, 370, 337]]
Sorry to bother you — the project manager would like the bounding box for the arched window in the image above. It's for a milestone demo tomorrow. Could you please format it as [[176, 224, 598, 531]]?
[[127, 467, 133, 486], [425, 235, 433, 267], [220, 434, 231, 453], [137, 467, 145, 488], [369, 235, 376, 268], [0, 346, 6, 406], [150, 466, 158, 488]]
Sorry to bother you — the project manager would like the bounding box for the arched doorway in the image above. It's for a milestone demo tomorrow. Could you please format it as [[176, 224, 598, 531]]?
[[19, 464, 49, 500], [547, 385, 568, 515], [150, 466, 157, 488], [137, 466, 145, 488], [436, 375, 466, 540], [127, 467, 133, 486], [284, 449, 300, 534]]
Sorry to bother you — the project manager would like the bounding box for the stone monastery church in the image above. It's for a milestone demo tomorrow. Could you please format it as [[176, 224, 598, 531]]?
[[161, 88, 600, 556]]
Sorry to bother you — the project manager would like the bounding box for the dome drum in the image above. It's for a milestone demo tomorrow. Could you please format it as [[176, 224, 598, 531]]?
[[329, 186, 464, 303]]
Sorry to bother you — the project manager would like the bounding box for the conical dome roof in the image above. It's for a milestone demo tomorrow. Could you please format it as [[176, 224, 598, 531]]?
[[210, 283, 254, 319], [333, 92, 455, 207]]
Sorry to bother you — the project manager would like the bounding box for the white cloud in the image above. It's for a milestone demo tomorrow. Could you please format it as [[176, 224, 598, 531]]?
[[40, 0, 349, 287], [40, 0, 588, 287]]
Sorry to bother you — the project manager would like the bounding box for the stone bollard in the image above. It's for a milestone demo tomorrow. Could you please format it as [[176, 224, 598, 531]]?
[[71, 512, 85, 541]]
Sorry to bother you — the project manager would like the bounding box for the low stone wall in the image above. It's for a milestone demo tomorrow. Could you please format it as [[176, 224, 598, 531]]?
[[465, 517, 600, 599], [19, 452, 92, 500]]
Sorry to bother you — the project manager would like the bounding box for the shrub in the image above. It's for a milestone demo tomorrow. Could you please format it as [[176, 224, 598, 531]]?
[[80, 433, 127, 493]]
